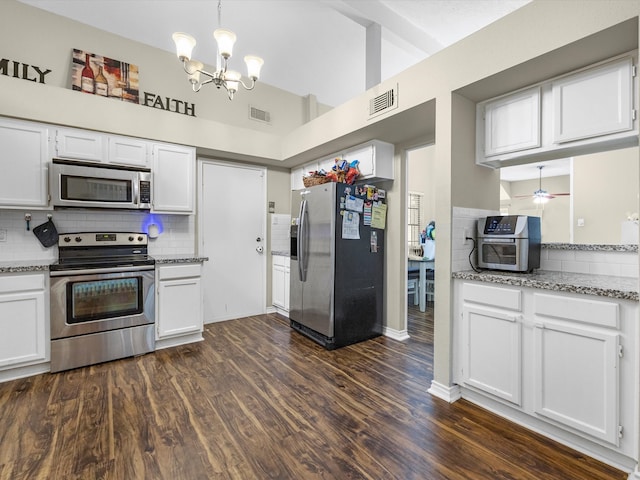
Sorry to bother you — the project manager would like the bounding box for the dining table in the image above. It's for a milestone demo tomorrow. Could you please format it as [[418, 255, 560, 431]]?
[[408, 255, 435, 312]]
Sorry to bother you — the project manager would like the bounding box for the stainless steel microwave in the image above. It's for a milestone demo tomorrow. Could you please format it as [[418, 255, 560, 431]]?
[[50, 159, 151, 210], [477, 215, 541, 273]]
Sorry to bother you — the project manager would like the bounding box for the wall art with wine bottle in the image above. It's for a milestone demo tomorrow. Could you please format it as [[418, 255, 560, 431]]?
[[71, 49, 139, 103]]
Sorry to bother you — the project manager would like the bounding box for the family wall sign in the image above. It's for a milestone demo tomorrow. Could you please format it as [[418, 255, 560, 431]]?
[[2, 52, 196, 117]]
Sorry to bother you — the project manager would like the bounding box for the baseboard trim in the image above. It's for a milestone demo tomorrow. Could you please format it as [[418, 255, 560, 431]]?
[[155, 332, 204, 350], [383, 326, 410, 342], [0, 362, 50, 384], [428, 381, 462, 403]]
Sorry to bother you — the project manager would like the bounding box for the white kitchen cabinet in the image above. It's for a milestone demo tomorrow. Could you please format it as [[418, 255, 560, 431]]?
[[151, 143, 195, 214], [272, 255, 290, 314], [532, 292, 621, 445], [460, 282, 523, 405], [453, 279, 638, 462], [462, 304, 522, 405], [54, 127, 105, 162], [553, 57, 634, 144], [0, 117, 50, 208], [533, 321, 619, 445], [343, 140, 394, 181], [0, 273, 47, 370], [107, 135, 150, 168], [481, 86, 541, 157], [156, 263, 203, 349], [476, 54, 637, 168]]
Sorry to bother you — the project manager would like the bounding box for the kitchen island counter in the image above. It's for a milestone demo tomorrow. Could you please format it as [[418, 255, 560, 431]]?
[[453, 269, 638, 302]]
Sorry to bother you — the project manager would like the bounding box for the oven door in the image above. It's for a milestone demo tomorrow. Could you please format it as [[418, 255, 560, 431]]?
[[50, 266, 155, 340]]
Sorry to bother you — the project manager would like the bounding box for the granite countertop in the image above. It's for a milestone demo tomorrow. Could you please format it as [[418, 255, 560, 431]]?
[[453, 269, 639, 302], [153, 255, 209, 264], [0, 260, 53, 274], [271, 251, 290, 257], [543, 243, 638, 252]]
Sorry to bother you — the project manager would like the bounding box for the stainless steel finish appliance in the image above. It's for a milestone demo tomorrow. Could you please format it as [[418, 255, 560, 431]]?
[[50, 232, 156, 372], [290, 182, 384, 349], [477, 215, 541, 272], [50, 159, 152, 210]]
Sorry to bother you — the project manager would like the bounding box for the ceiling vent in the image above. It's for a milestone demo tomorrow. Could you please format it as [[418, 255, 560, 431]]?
[[249, 105, 271, 124], [369, 85, 398, 119]]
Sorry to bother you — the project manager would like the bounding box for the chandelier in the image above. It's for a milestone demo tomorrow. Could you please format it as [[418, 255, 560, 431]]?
[[172, 0, 264, 100]]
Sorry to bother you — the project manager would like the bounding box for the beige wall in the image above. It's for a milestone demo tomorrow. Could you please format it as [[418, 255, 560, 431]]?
[[407, 145, 436, 233], [504, 176, 571, 243], [573, 147, 639, 244]]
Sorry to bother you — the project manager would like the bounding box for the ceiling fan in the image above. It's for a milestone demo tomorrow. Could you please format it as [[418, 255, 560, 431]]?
[[515, 165, 571, 204]]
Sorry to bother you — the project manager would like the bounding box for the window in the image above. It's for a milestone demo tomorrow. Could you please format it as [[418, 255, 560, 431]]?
[[408, 192, 423, 248]]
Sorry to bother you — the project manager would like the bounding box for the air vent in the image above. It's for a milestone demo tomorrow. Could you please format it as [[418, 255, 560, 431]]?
[[249, 105, 271, 124], [369, 85, 398, 118]]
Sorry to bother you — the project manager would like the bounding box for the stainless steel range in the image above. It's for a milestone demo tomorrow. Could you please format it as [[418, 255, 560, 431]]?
[[49, 232, 156, 373]]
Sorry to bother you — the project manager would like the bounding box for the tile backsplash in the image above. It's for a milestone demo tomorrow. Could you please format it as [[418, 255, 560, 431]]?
[[0, 209, 195, 262], [541, 247, 639, 278]]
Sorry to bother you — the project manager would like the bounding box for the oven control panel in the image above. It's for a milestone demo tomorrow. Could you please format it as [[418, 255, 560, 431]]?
[[59, 232, 148, 246]]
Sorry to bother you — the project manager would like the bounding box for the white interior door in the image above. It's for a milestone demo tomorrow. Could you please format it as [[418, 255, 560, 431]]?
[[199, 161, 266, 323]]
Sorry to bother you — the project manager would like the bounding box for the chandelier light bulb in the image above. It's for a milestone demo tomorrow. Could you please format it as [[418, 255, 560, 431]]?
[[214, 29, 236, 59], [224, 70, 241, 94], [244, 55, 264, 80], [172, 32, 196, 61], [186, 60, 204, 84]]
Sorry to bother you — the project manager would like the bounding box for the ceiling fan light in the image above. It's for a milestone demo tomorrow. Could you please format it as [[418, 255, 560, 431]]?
[[214, 28, 236, 58], [172, 32, 196, 61]]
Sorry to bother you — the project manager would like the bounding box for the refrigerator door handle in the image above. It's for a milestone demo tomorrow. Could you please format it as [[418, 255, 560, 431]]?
[[298, 198, 308, 282]]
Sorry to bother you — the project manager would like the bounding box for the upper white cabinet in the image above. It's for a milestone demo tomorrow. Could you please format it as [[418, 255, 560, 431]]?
[[151, 142, 195, 214], [54, 127, 105, 162], [0, 117, 50, 209], [344, 140, 394, 180], [482, 87, 541, 157], [553, 57, 634, 143], [476, 54, 637, 167], [291, 139, 394, 190], [55, 127, 150, 168], [107, 135, 150, 168]]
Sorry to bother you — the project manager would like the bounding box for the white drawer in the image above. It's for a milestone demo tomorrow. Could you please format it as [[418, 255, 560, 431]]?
[[0, 273, 45, 293], [157, 263, 201, 280], [534, 293, 619, 328], [463, 282, 522, 311], [273, 255, 290, 267]]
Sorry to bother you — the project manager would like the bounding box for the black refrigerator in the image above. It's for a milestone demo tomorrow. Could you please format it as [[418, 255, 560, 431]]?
[[289, 182, 385, 349]]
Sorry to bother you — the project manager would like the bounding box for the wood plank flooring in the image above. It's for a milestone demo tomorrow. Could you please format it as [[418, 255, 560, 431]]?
[[0, 308, 627, 480]]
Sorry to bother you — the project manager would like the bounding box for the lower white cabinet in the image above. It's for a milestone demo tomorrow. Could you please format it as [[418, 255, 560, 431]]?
[[0, 273, 47, 371], [272, 255, 290, 314], [156, 263, 203, 349], [462, 304, 522, 406], [453, 279, 638, 462]]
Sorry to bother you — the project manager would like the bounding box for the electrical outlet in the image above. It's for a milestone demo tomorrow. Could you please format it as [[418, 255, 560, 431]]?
[[463, 228, 471, 245], [0, 229, 6, 242]]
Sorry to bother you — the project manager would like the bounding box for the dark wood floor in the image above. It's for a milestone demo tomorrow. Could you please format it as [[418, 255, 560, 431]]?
[[0, 307, 627, 479]]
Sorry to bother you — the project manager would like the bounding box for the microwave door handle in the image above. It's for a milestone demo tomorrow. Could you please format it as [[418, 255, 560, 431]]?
[[133, 177, 140, 206], [298, 199, 307, 282]]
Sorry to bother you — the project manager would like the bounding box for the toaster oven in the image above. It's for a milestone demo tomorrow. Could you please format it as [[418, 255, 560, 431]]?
[[477, 215, 541, 272]]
